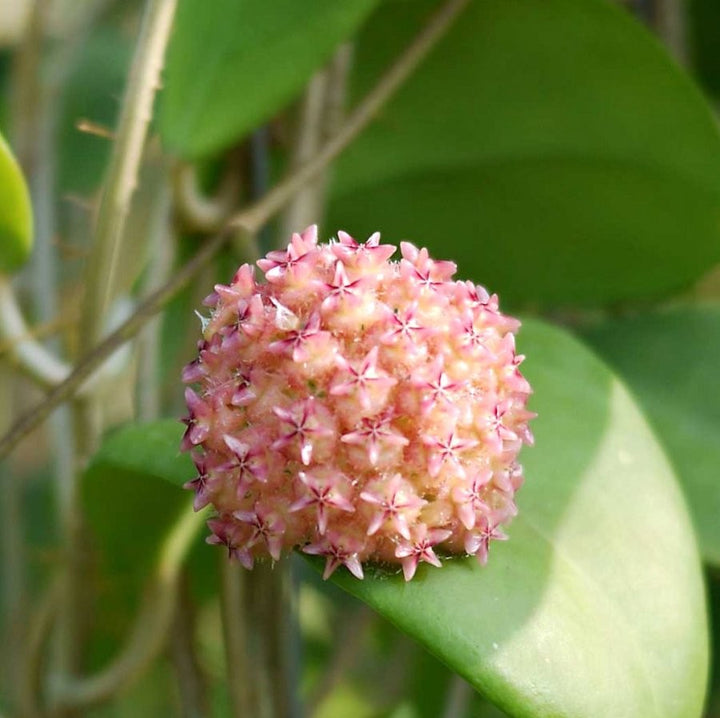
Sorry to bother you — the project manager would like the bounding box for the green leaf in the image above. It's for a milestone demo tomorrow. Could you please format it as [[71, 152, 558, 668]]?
[[0, 132, 32, 272], [327, 0, 720, 307], [81, 420, 204, 661], [160, 0, 379, 158], [582, 304, 720, 567], [88, 418, 193, 488], [82, 420, 192, 590], [327, 318, 708, 718], [688, 0, 720, 98]]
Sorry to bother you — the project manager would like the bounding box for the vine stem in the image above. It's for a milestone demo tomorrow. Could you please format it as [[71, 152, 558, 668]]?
[[0, 275, 83, 390], [281, 42, 353, 240], [50, 506, 207, 711], [78, 0, 178, 348], [52, 0, 178, 710], [0, 0, 471, 461]]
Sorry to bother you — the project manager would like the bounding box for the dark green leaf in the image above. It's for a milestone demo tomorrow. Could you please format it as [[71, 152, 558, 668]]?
[[0, 131, 32, 272], [327, 0, 720, 307], [582, 304, 720, 566], [326, 318, 707, 717], [160, 0, 379, 157], [688, 0, 720, 98]]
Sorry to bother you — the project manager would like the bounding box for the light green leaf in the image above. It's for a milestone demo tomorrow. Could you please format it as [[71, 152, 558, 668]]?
[[327, 0, 720, 307], [582, 304, 720, 566], [0, 132, 32, 272], [327, 318, 708, 718], [160, 0, 379, 158]]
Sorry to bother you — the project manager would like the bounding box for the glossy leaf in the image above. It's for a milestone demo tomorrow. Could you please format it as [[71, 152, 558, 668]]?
[[0, 132, 32, 272], [582, 304, 720, 566], [327, 318, 708, 718], [327, 0, 720, 307], [160, 0, 379, 158]]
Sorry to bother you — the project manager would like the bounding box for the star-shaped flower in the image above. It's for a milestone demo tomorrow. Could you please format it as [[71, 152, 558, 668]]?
[[360, 474, 425, 539], [380, 302, 429, 345], [331, 230, 396, 267], [233, 503, 286, 561], [395, 525, 452, 581], [181, 388, 213, 451], [321, 261, 369, 312], [422, 431, 478, 478], [330, 346, 397, 411], [464, 520, 507, 566], [183, 454, 217, 511], [451, 469, 493, 529], [302, 530, 365, 580], [478, 401, 518, 454], [222, 434, 268, 496], [412, 357, 462, 414], [399, 242, 457, 291], [257, 229, 315, 283], [206, 517, 253, 569], [271, 398, 334, 465], [341, 413, 409, 466], [268, 312, 330, 363], [290, 470, 355, 534]]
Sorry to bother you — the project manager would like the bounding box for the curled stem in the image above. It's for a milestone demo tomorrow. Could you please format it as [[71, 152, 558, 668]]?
[[50, 505, 206, 711], [0, 275, 71, 390], [172, 162, 240, 233]]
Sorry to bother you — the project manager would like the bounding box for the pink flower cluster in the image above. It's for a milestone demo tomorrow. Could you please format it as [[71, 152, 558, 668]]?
[[181, 227, 534, 581]]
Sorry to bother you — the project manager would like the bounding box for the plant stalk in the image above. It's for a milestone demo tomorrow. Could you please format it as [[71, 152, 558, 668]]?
[[78, 0, 178, 348], [52, 0, 179, 711]]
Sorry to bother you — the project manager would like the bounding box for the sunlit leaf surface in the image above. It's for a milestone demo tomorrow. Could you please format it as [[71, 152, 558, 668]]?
[[326, 318, 708, 718], [583, 304, 720, 566]]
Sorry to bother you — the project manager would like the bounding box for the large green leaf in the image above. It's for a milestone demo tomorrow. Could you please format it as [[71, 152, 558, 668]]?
[[0, 132, 32, 272], [160, 0, 379, 158], [582, 304, 720, 566], [327, 318, 707, 718], [327, 0, 720, 307]]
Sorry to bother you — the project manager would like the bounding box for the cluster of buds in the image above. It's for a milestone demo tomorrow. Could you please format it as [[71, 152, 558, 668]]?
[[181, 227, 533, 581]]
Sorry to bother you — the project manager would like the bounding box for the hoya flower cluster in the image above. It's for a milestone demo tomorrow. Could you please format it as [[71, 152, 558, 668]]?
[[181, 227, 533, 581]]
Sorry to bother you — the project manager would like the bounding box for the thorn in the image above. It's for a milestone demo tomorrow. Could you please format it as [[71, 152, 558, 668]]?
[[75, 118, 116, 140]]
